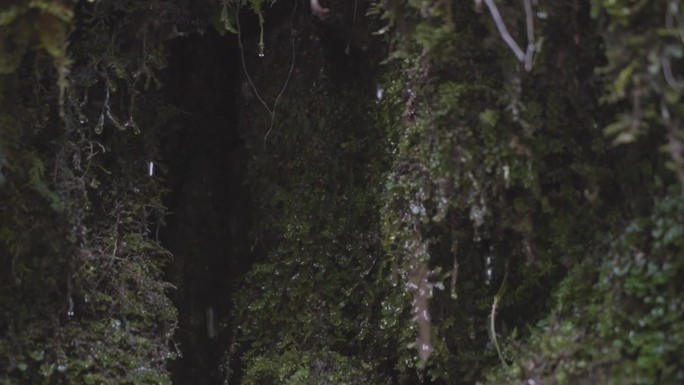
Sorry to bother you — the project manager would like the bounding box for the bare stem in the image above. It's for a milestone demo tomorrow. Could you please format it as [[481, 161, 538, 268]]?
[[483, 0, 525, 62]]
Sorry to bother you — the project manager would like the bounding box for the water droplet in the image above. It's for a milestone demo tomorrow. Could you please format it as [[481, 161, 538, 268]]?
[[258, 44, 265, 57], [78, 113, 88, 125], [376, 87, 384, 103], [148, 161, 154, 177], [67, 310, 74, 317], [485, 249, 494, 285], [503, 164, 510, 186], [536, 11, 548, 19], [94, 113, 104, 134]]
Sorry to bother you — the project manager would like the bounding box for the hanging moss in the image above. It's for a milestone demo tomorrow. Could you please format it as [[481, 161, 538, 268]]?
[[0, 0, 213, 383]]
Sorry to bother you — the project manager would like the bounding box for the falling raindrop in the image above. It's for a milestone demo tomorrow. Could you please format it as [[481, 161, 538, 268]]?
[[67, 295, 74, 317], [485, 247, 495, 285], [94, 113, 105, 134], [148, 161, 154, 177], [536, 11, 548, 19], [503, 164, 510, 187], [376, 87, 384, 102]]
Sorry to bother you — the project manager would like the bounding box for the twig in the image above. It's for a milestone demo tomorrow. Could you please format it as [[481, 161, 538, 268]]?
[[482, 0, 536, 71], [264, 0, 298, 145], [236, 1, 298, 147], [483, 0, 525, 61], [489, 259, 510, 367], [490, 295, 506, 366], [237, 6, 272, 116]]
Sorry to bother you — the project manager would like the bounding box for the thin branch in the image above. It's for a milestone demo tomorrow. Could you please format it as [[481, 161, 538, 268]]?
[[236, 1, 299, 147], [236, 6, 273, 116], [264, 0, 298, 145], [482, 0, 536, 71], [483, 0, 525, 62], [490, 295, 507, 366], [523, 0, 535, 71]]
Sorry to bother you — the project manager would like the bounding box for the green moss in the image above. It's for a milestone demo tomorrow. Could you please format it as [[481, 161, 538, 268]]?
[[242, 348, 374, 385], [225, 23, 395, 379], [0, 0, 216, 383]]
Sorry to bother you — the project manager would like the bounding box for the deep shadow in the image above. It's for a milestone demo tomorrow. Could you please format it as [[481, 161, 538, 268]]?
[[159, 30, 251, 385]]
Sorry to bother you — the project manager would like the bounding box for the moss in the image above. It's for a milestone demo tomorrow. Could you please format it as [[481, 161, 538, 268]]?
[[484, 195, 684, 385], [0, 0, 214, 383], [242, 348, 374, 385]]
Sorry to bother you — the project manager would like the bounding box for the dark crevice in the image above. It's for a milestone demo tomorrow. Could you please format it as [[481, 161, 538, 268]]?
[[158, 30, 251, 385]]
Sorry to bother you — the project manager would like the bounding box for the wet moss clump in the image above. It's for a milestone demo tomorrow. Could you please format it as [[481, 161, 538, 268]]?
[[0, 0, 211, 383], [227, 0, 684, 383], [223, 2, 397, 382]]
